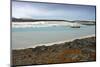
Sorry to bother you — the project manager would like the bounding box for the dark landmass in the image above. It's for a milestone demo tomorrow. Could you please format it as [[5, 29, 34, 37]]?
[[12, 36, 96, 66], [12, 18, 66, 22], [75, 21, 96, 25]]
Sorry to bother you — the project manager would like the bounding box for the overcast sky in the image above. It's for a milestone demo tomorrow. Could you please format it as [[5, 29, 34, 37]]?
[[12, 0, 96, 21]]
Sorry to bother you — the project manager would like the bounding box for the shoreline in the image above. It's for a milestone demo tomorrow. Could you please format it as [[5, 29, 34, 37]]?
[[12, 21, 82, 28], [12, 34, 95, 50], [12, 36, 96, 66]]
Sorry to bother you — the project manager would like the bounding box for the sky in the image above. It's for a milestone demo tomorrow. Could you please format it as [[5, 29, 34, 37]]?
[[12, 0, 96, 21]]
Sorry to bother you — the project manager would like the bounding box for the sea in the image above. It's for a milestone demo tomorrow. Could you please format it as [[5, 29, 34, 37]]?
[[12, 21, 95, 49]]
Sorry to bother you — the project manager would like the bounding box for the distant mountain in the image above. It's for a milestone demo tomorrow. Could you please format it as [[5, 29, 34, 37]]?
[[12, 18, 66, 22], [12, 18, 38, 22]]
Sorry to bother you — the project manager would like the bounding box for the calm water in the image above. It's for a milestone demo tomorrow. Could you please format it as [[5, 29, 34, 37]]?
[[12, 25, 95, 49]]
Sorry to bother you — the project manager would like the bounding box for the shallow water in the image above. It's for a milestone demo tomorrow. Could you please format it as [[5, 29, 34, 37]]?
[[12, 23, 95, 49]]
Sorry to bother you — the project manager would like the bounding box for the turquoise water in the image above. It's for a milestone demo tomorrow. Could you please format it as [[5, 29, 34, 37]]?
[[12, 26, 73, 32], [12, 25, 95, 49]]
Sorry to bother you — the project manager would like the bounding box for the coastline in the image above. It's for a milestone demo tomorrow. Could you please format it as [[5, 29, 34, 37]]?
[[12, 36, 96, 66], [13, 34, 95, 50], [12, 21, 82, 28]]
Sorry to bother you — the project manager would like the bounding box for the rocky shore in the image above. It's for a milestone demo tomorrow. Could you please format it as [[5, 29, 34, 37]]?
[[12, 36, 96, 66]]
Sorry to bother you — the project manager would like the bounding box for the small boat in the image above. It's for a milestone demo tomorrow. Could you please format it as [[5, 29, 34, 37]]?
[[70, 23, 80, 28]]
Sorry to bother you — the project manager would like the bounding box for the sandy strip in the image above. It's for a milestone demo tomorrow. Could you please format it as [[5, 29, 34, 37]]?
[[12, 21, 81, 28], [13, 34, 95, 50]]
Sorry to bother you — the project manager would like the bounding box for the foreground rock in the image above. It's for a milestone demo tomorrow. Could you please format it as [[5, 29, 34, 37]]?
[[12, 37, 96, 66]]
